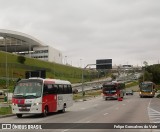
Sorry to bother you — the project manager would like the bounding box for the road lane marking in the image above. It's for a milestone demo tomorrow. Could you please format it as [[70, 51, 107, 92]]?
[[80, 108, 86, 110], [104, 113, 109, 115], [115, 107, 119, 110], [148, 105, 160, 123], [86, 120, 91, 123], [62, 129, 69, 132]]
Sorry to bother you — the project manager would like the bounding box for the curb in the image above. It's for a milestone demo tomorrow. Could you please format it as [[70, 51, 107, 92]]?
[[0, 114, 15, 118]]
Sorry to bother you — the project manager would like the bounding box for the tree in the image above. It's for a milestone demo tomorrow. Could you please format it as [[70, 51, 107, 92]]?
[[146, 64, 160, 84], [143, 61, 148, 67], [17, 56, 26, 64], [111, 74, 116, 80], [139, 71, 153, 83]]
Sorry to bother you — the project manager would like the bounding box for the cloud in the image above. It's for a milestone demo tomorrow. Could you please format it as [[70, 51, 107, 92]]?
[[0, 0, 160, 66]]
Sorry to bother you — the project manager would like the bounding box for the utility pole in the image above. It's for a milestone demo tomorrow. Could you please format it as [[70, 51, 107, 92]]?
[[82, 63, 111, 101]]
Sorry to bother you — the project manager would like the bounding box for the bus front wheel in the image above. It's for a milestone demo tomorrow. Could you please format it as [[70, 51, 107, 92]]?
[[16, 114, 22, 118], [42, 106, 48, 117]]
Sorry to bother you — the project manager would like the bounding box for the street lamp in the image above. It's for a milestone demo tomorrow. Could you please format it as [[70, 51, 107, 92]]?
[[4, 37, 9, 103], [80, 59, 82, 68], [65, 56, 67, 65]]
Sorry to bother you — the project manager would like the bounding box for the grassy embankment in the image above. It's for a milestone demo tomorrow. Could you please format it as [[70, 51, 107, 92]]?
[[0, 51, 99, 92], [0, 106, 12, 115]]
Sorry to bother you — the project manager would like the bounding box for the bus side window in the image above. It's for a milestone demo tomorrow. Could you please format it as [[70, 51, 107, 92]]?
[[68, 85, 72, 94], [47, 84, 54, 94], [52, 84, 58, 94], [58, 84, 63, 94], [63, 85, 68, 94], [43, 84, 48, 95]]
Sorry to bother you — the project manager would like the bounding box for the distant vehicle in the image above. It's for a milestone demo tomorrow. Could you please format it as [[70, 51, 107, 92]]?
[[102, 82, 125, 100], [72, 88, 78, 94], [0, 90, 5, 99], [126, 90, 133, 95], [93, 85, 102, 89], [12, 78, 73, 118], [139, 81, 156, 98]]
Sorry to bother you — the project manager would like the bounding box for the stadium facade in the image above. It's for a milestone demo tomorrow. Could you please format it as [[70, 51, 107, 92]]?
[[0, 29, 62, 64]]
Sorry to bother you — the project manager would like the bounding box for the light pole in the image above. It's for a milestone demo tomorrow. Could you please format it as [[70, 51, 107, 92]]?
[[65, 56, 67, 65], [4, 37, 8, 88], [80, 59, 82, 68], [4, 37, 9, 103]]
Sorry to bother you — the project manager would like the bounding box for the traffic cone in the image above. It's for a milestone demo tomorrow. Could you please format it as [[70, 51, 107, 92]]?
[[118, 97, 123, 101]]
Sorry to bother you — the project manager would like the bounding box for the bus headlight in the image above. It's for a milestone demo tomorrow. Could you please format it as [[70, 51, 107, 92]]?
[[140, 92, 141, 94], [33, 102, 42, 106], [12, 103, 17, 106], [151, 92, 153, 94]]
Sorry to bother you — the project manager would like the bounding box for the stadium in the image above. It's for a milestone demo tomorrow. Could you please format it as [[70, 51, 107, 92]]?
[[0, 29, 62, 64]]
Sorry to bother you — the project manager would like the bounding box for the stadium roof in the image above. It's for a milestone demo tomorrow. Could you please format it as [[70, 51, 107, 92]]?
[[0, 29, 44, 52]]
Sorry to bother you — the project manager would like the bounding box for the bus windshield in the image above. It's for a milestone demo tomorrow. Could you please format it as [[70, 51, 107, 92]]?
[[140, 83, 152, 92], [13, 80, 43, 99], [103, 85, 117, 93]]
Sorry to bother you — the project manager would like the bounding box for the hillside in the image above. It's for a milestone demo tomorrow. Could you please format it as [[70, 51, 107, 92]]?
[[0, 51, 98, 87]]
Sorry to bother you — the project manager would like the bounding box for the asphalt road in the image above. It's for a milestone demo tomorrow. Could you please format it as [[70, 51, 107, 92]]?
[[0, 86, 160, 132]]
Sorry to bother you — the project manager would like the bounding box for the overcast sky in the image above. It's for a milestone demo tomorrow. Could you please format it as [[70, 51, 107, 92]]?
[[0, 0, 160, 67]]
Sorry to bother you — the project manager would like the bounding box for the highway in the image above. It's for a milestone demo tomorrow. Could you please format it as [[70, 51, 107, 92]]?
[[0, 86, 160, 132]]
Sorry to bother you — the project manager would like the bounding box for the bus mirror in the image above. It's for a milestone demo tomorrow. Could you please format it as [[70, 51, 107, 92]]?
[[43, 92, 48, 95]]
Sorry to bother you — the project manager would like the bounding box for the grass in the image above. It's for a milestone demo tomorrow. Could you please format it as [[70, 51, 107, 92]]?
[[0, 51, 99, 91], [73, 90, 102, 100], [0, 106, 12, 115], [125, 81, 139, 88]]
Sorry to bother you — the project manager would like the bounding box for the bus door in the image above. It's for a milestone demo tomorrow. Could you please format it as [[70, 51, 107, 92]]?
[[57, 84, 64, 110], [43, 83, 57, 112]]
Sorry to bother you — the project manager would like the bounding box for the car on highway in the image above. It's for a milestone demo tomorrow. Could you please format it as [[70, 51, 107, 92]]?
[[125, 89, 133, 95], [73, 88, 78, 94], [92, 85, 102, 90]]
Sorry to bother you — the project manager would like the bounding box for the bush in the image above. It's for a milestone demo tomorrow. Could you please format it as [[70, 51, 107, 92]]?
[[17, 56, 26, 64], [156, 94, 160, 98]]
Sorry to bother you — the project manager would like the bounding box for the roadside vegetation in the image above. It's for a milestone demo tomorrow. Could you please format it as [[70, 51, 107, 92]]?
[[0, 51, 104, 92], [73, 90, 102, 100], [125, 81, 139, 88], [0, 106, 12, 115]]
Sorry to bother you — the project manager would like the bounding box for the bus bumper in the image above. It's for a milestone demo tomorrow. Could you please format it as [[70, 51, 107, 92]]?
[[12, 104, 42, 114], [103, 95, 117, 100]]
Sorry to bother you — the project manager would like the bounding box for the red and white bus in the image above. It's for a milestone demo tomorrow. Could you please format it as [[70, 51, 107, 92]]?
[[12, 78, 73, 118], [102, 82, 125, 100]]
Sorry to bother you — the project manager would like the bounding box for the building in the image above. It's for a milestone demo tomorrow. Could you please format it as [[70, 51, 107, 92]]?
[[30, 46, 62, 63], [0, 29, 62, 64]]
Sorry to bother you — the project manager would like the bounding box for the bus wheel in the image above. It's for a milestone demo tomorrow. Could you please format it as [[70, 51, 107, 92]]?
[[42, 106, 48, 117], [16, 114, 22, 118], [59, 105, 66, 113]]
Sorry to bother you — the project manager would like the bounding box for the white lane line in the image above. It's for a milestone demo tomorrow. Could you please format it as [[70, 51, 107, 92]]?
[[148, 101, 160, 123], [62, 129, 69, 132], [81, 108, 86, 110], [115, 107, 119, 110], [104, 113, 109, 115], [86, 120, 91, 123]]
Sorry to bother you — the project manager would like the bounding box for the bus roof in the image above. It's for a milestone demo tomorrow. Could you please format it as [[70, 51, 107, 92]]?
[[103, 82, 124, 86], [19, 78, 71, 85]]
